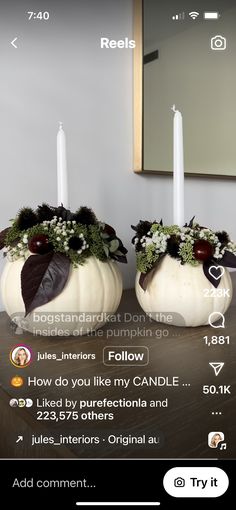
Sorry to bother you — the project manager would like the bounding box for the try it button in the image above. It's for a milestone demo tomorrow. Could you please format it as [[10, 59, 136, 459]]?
[[163, 467, 229, 498], [103, 346, 149, 366]]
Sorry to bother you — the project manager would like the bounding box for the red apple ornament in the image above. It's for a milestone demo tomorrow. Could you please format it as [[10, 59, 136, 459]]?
[[28, 234, 52, 254], [193, 240, 214, 261]]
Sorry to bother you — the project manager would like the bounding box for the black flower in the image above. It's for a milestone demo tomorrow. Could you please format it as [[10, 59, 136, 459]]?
[[36, 203, 54, 222], [131, 221, 152, 239], [215, 231, 230, 246], [17, 208, 38, 230], [74, 206, 97, 225], [55, 206, 74, 221], [68, 236, 84, 251], [167, 236, 180, 259]]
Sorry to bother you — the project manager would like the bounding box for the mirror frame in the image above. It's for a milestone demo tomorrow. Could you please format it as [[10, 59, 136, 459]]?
[[133, 0, 236, 179], [133, 0, 143, 173]]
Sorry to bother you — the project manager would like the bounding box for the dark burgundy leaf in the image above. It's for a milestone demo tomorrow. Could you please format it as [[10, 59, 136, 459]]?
[[220, 250, 236, 268], [0, 227, 10, 250], [139, 255, 165, 291], [104, 223, 116, 236], [203, 259, 220, 288], [139, 272, 149, 291], [21, 252, 70, 316], [117, 240, 128, 255], [139, 266, 157, 291], [111, 254, 127, 264], [188, 216, 195, 228], [184, 216, 195, 228]]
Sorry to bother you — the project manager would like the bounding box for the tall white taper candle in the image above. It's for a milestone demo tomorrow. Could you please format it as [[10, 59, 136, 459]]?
[[172, 105, 184, 227], [57, 122, 68, 208]]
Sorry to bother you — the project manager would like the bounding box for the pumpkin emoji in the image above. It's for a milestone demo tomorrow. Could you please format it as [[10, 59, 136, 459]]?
[[10, 375, 24, 388]]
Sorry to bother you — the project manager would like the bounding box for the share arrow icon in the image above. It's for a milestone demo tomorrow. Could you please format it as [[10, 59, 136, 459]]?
[[16, 435, 23, 443], [209, 362, 224, 376]]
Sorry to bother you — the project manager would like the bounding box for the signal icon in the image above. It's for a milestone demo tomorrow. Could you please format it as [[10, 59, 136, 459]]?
[[172, 12, 185, 21], [189, 11, 200, 20]]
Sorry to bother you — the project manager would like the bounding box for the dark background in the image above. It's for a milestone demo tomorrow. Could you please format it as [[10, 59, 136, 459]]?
[[1, 459, 234, 509]]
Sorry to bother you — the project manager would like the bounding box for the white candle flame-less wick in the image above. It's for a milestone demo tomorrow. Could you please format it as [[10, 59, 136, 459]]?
[[57, 121, 68, 208], [172, 104, 184, 227]]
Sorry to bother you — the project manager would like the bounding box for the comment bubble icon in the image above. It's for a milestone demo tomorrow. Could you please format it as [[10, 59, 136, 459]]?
[[208, 312, 225, 328]]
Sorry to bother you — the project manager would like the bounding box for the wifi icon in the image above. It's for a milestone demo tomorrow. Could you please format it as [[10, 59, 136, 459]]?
[[189, 11, 200, 19]]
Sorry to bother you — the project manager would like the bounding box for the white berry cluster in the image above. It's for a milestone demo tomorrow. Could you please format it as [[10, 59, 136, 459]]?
[[139, 230, 170, 255], [198, 228, 219, 244], [6, 235, 30, 261], [213, 243, 225, 260], [76, 233, 89, 255], [227, 241, 236, 254], [5, 244, 27, 261], [42, 217, 89, 254]]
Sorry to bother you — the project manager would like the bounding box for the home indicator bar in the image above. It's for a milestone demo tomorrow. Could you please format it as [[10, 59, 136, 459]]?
[[76, 503, 161, 507]]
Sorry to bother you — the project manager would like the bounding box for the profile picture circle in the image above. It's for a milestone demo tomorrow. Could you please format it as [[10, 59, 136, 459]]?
[[10, 344, 32, 368], [25, 399, 33, 408], [18, 398, 26, 408], [9, 398, 18, 407], [208, 431, 224, 448]]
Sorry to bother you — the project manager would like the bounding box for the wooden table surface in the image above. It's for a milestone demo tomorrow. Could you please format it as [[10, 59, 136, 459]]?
[[0, 275, 235, 459]]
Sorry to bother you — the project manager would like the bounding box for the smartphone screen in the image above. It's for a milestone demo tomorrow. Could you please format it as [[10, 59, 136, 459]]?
[[0, 0, 235, 508]]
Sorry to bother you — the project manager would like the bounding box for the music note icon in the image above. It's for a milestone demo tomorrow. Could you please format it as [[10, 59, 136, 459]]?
[[220, 442, 227, 450]]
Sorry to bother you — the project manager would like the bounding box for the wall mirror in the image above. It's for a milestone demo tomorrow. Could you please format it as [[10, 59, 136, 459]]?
[[133, 0, 236, 177]]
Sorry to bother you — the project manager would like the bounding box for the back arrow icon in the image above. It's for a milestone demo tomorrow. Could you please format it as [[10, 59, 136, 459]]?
[[11, 37, 18, 49]]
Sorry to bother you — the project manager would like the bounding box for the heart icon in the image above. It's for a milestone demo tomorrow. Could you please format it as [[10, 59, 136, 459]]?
[[209, 265, 225, 281]]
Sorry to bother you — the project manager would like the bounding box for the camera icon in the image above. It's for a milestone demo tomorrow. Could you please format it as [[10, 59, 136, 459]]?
[[174, 477, 185, 488], [211, 35, 226, 50]]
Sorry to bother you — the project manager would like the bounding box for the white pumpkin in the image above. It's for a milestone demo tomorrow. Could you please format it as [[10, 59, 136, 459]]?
[[135, 255, 232, 327], [1, 255, 123, 335]]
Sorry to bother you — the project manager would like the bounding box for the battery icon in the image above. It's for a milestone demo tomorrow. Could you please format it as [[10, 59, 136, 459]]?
[[204, 12, 220, 19]]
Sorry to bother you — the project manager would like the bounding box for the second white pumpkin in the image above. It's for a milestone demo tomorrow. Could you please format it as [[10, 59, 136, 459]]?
[[135, 255, 232, 327]]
